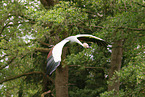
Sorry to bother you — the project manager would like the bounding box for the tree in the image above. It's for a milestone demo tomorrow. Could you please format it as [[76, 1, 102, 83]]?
[[0, 0, 145, 97], [99, 0, 145, 96]]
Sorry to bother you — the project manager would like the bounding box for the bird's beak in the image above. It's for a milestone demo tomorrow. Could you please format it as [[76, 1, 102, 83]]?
[[85, 46, 91, 48]]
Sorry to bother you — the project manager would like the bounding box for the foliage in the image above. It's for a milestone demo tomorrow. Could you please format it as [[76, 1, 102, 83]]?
[[101, 55, 145, 97], [0, 0, 145, 97], [118, 56, 145, 96], [66, 45, 109, 96]]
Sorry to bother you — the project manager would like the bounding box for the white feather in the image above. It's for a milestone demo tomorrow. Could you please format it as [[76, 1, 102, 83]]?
[[65, 36, 84, 46], [75, 34, 104, 41], [52, 39, 69, 62]]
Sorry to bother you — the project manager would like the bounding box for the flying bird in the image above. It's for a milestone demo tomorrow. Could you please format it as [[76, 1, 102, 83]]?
[[46, 34, 108, 75]]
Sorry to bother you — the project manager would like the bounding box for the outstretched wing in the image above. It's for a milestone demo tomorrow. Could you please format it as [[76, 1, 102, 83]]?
[[76, 34, 108, 47], [46, 39, 70, 75]]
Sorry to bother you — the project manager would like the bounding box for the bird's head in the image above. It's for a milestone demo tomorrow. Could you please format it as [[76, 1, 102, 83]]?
[[82, 43, 90, 48]]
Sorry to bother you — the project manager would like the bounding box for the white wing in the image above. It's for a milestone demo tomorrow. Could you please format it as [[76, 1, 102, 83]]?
[[75, 34, 108, 47], [75, 34, 104, 41], [46, 39, 69, 75], [52, 39, 70, 62]]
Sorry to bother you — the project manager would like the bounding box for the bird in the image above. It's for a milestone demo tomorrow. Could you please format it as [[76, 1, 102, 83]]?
[[46, 34, 108, 75]]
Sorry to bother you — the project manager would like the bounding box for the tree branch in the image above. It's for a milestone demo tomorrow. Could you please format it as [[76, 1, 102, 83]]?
[[39, 41, 52, 47], [41, 90, 53, 97], [92, 25, 145, 31], [115, 26, 145, 31], [0, 54, 8, 60], [0, 47, 50, 70], [133, 2, 145, 7], [0, 22, 12, 35], [69, 65, 104, 69], [0, 57, 16, 70], [0, 14, 35, 35], [0, 23, 24, 35], [0, 71, 45, 84], [35, 48, 50, 52]]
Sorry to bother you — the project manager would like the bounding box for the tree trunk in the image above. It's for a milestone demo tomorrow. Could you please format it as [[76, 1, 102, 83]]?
[[39, 1, 68, 95], [108, 40, 123, 92], [55, 47, 69, 97]]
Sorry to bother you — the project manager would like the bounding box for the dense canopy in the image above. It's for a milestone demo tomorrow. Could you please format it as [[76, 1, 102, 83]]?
[[0, 0, 145, 97]]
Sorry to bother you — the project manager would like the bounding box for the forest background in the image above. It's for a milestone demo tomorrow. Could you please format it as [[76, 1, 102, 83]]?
[[0, 0, 145, 97]]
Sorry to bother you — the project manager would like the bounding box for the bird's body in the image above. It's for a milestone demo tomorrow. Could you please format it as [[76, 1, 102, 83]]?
[[46, 34, 108, 75]]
